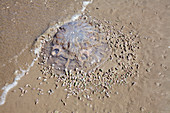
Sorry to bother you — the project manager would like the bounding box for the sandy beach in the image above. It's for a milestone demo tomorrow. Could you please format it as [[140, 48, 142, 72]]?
[[0, 0, 170, 113]]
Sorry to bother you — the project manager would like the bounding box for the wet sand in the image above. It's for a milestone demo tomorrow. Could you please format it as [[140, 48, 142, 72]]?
[[0, 0, 170, 113]]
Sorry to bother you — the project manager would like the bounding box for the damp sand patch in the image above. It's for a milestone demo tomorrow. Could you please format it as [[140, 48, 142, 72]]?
[[31, 13, 141, 101]]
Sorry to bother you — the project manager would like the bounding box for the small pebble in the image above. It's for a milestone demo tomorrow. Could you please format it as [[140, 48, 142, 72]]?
[[25, 84, 31, 87], [12, 90, 16, 93], [115, 92, 118, 95], [43, 79, 47, 82], [20, 94, 24, 97], [35, 99, 39, 105], [140, 107, 145, 112], [155, 82, 161, 87], [37, 77, 41, 80], [39, 82, 43, 85], [24, 90, 28, 94]]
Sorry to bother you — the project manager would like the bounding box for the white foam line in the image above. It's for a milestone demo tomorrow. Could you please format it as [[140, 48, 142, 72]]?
[[0, 0, 93, 106], [71, 0, 93, 21], [0, 58, 37, 105], [81, 0, 93, 12]]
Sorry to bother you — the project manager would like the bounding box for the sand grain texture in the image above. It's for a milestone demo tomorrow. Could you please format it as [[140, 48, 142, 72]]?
[[0, 0, 170, 113]]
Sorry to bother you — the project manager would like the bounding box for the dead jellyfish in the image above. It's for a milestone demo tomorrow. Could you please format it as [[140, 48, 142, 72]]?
[[40, 16, 111, 75]]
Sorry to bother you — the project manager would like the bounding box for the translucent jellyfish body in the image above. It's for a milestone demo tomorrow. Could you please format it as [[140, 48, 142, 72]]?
[[41, 17, 111, 75]]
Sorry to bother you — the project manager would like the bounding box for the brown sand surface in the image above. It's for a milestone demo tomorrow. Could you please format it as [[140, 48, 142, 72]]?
[[0, 0, 170, 113]]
